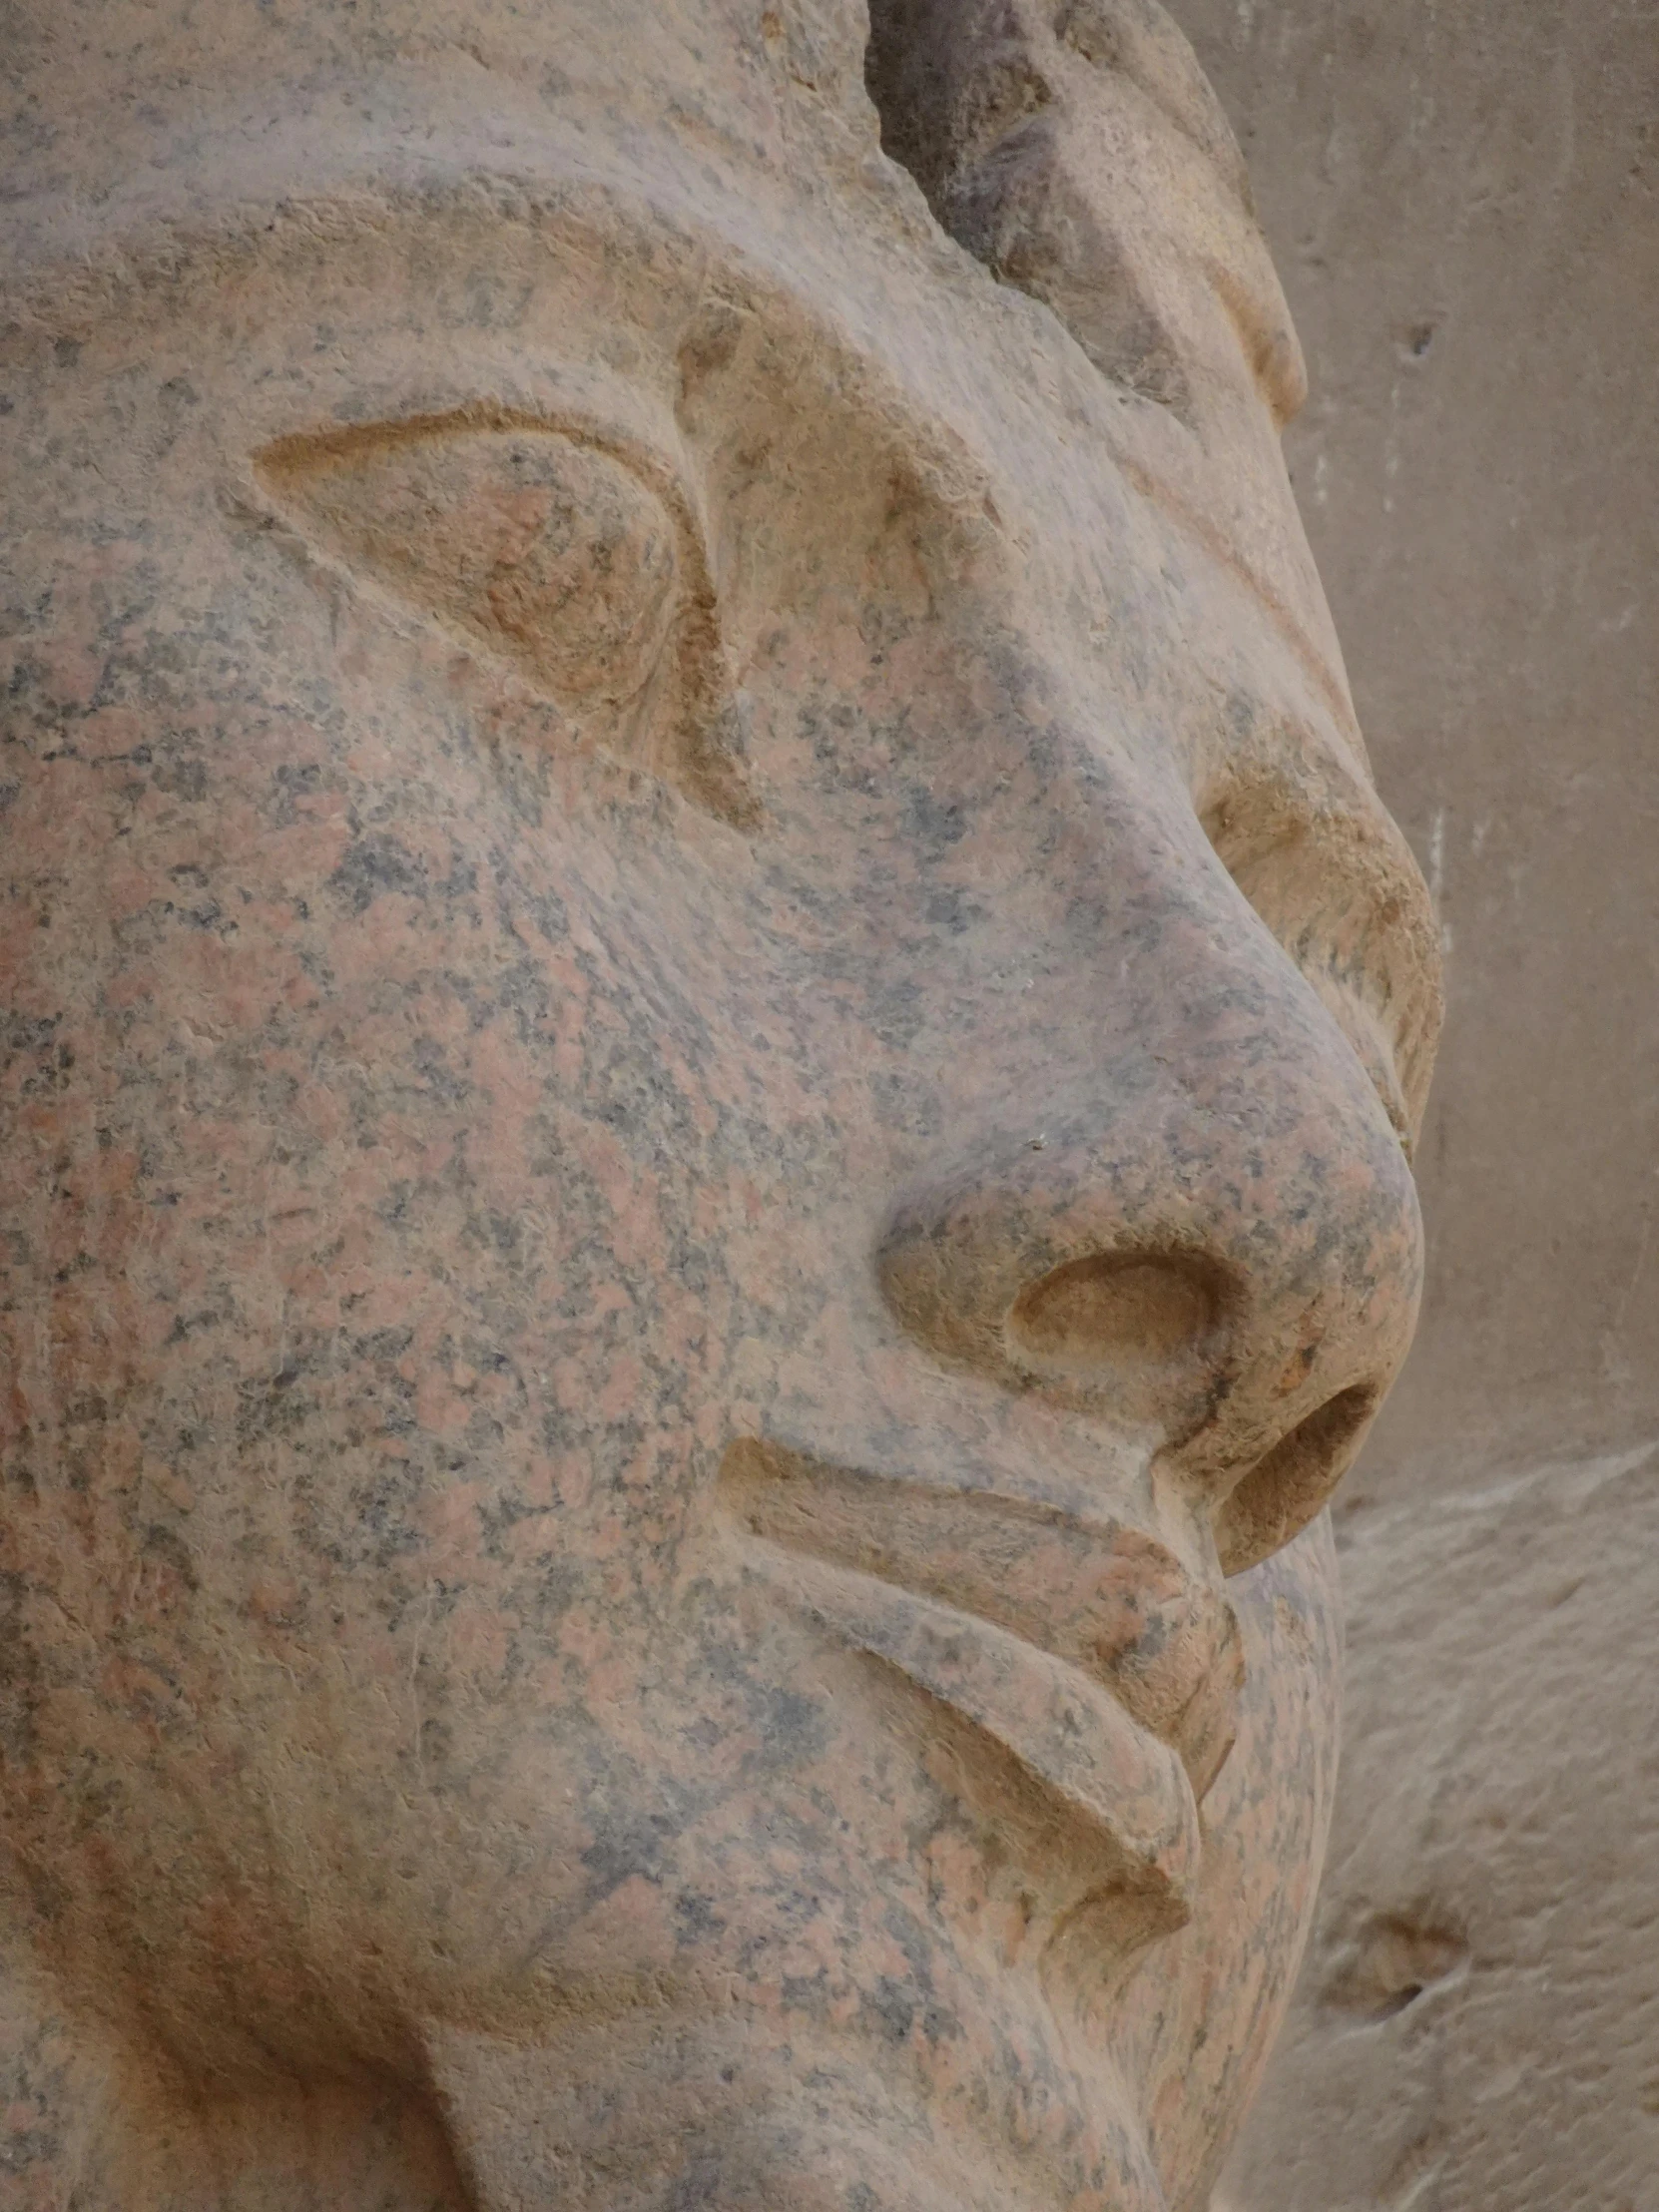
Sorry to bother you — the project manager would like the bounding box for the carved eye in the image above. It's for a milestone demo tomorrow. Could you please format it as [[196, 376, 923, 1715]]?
[[256, 415, 754, 824]]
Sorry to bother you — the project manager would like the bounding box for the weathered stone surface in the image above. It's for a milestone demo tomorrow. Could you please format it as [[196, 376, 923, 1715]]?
[[0, 4, 1437, 2204]]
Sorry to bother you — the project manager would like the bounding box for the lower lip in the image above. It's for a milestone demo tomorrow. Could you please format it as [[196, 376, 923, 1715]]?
[[739, 1537, 1201, 1916]]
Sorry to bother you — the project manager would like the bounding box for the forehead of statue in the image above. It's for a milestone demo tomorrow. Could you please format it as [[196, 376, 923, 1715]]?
[[4, 0, 868, 109], [1, 0, 875, 243]]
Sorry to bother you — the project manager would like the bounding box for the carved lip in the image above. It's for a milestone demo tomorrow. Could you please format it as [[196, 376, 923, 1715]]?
[[717, 1438, 1245, 1913]]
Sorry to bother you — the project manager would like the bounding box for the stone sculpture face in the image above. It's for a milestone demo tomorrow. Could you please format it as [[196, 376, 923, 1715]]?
[[0, 1, 1440, 2206]]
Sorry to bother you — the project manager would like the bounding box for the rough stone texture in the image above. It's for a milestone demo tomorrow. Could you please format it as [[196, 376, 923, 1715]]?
[[0, 4, 1438, 2206], [1154, 5, 1659, 2207]]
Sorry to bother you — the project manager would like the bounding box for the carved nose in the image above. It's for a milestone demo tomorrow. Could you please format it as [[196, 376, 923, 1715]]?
[[875, 993, 1423, 1574]]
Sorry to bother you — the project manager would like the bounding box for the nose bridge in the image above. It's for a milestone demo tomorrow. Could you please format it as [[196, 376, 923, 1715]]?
[[876, 874, 1423, 1570]]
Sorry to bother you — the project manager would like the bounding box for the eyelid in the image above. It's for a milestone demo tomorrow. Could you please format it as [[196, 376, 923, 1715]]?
[[256, 402, 712, 559], [1198, 795, 1434, 1153]]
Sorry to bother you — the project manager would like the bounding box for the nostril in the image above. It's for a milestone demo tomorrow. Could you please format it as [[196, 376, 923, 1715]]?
[[1214, 1382, 1378, 1576], [1006, 1252, 1232, 1387]]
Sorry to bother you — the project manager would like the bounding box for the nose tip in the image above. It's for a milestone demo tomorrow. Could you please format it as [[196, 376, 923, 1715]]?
[[875, 1021, 1422, 1573]]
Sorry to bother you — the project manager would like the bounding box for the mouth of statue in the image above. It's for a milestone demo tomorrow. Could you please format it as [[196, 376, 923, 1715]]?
[[716, 1437, 1246, 1932]]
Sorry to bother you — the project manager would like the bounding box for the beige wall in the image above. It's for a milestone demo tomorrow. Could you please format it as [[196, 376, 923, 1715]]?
[[1161, 2, 1659, 2204]]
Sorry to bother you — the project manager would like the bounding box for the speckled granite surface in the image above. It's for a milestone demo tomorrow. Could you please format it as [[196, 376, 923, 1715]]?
[[0, 2, 1438, 2204]]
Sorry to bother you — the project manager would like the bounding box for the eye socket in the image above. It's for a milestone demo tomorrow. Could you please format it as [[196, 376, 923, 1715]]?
[[256, 413, 755, 825]]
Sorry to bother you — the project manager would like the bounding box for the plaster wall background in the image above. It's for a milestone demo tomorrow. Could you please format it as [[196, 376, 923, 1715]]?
[[1158, 2, 1659, 2205]]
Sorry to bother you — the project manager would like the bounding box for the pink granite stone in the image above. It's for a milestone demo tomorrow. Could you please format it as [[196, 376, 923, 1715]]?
[[0, 2, 1439, 2204]]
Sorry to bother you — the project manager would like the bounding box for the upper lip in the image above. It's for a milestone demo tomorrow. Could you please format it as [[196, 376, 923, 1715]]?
[[716, 1436, 1243, 1918]]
